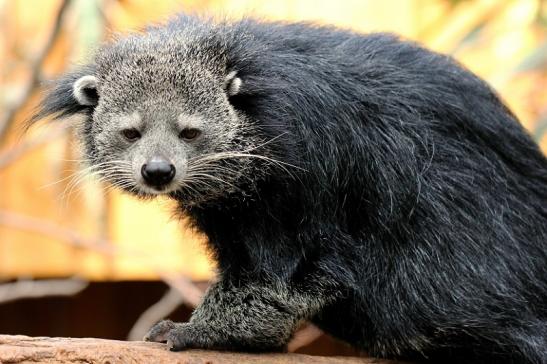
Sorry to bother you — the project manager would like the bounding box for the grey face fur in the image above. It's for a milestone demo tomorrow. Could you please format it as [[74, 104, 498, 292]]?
[[72, 36, 259, 205]]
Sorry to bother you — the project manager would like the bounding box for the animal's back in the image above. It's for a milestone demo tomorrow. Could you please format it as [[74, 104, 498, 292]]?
[[212, 18, 547, 362]]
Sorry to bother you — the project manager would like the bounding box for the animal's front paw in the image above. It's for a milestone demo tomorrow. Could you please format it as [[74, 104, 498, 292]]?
[[143, 320, 204, 351], [143, 319, 176, 343]]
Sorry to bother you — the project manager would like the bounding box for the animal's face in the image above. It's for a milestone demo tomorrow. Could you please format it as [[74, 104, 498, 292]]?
[[71, 47, 256, 204]]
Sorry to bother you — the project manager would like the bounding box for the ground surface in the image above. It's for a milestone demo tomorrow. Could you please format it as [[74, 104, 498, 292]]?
[[0, 335, 398, 363]]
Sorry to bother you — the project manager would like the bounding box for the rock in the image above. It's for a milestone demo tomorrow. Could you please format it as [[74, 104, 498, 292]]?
[[0, 335, 399, 364]]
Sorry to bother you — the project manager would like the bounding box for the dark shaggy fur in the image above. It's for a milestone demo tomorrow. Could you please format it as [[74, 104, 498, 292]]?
[[34, 15, 547, 363]]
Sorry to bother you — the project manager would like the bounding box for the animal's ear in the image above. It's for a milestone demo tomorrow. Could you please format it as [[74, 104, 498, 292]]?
[[30, 64, 97, 124], [224, 71, 242, 97], [73, 75, 99, 106]]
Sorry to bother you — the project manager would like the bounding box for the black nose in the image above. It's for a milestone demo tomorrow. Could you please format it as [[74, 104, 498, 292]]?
[[141, 157, 175, 187]]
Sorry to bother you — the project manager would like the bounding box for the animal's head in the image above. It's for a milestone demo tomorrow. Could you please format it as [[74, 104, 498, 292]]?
[[32, 29, 282, 206]]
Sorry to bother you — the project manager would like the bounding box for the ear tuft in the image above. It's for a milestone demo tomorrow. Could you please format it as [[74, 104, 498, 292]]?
[[73, 75, 99, 106], [224, 71, 242, 97]]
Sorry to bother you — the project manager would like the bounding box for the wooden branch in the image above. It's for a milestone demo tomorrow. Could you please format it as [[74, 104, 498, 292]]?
[[127, 287, 184, 341], [161, 274, 205, 308], [0, 122, 70, 169], [0, 278, 87, 304], [288, 324, 324, 352], [0, 210, 113, 254], [0, 335, 398, 364], [0, 210, 202, 307], [0, 0, 72, 143]]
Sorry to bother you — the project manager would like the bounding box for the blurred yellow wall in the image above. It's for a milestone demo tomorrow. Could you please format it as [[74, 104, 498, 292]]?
[[0, 0, 545, 281]]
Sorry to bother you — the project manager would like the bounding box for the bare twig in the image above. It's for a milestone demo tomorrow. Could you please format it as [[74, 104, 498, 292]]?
[[0, 0, 72, 143], [127, 276, 206, 340], [288, 324, 324, 352], [127, 287, 185, 341], [160, 274, 205, 308], [0, 210, 204, 306], [0, 123, 70, 169], [0, 278, 88, 304], [0, 210, 113, 254]]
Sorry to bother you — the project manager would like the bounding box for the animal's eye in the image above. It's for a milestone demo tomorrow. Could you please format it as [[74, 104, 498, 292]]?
[[121, 128, 141, 141], [179, 128, 201, 140]]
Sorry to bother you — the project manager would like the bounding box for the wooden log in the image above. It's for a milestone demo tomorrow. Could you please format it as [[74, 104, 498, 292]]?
[[0, 335, 398, 364]]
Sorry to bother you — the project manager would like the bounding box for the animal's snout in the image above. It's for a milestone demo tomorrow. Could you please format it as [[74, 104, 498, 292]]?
[[141, 157, 175, 187]]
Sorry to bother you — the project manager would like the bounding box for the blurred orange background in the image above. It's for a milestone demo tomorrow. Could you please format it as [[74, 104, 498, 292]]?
[[0, 0, 546, 282]]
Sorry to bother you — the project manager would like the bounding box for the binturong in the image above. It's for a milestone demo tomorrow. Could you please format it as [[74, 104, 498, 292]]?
[[32, 15, 546, 364]]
